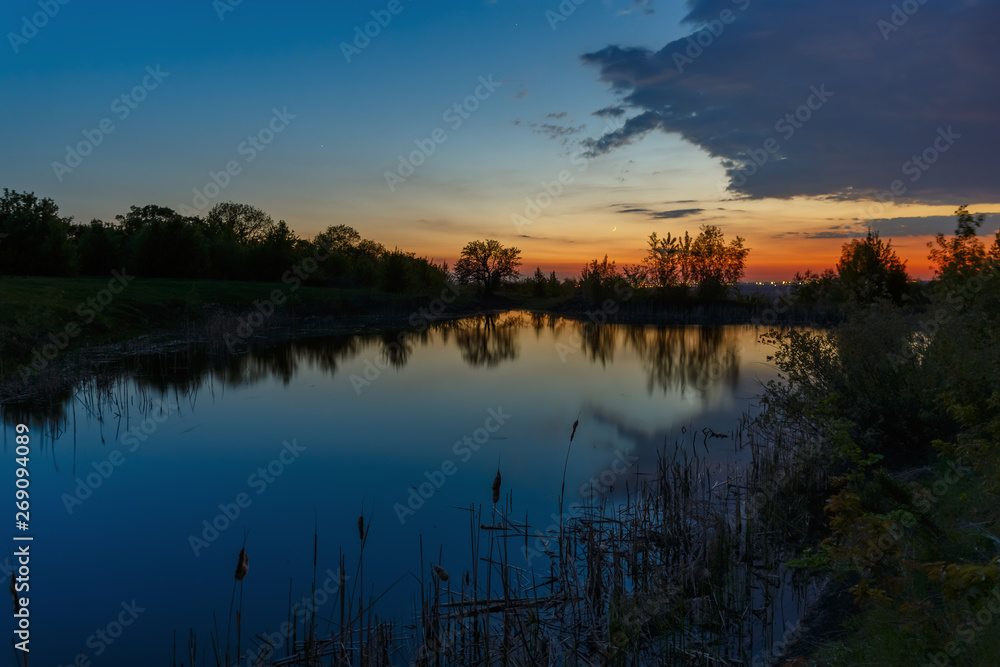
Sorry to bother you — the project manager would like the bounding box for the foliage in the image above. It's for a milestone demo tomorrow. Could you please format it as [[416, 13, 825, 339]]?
[[642, 231, 688, 288], [453, 239, 522, 295], [762, 301, 943, 464], [73, 219, 126, 276], [620, 263, 648, 290], [764, 208, 1000, 663], [791, 268, 844, 305], [128, 207, 210, 278], [835, 229, 909, 305], [689, 224, 749, 299], [580, 255, 621, 302], [927, 205, 989, 282], [0, 189, 75, 276], [205, 201, 276, 246], [640, 225, 747, 298], [530, 266, 547, 297], [0, 189, 447, 294]]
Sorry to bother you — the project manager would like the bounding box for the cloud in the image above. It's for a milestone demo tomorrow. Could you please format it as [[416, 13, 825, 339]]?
[[580, 0, 1000, 204], [518, 118, 587, 144], [619, 0, 655, 16], [547, 111, 569, 119], [776, 225, 867, 240], [869, 214, 997, 238], [616, 206, 704, 219], [774, 214, 998, 240], [592, 105, 627, 118], [651, 208, 704, 219]]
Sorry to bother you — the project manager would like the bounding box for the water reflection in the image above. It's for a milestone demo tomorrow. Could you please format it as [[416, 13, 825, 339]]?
[[627, 325, 741, 395], [3, 313, 747, 430], [449, 312, 523, 368], [0, 314, 784, 665]]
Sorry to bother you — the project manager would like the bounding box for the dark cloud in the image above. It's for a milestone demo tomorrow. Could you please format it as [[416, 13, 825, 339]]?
[[581, 0, 1000, 204], [592, 105, 627, 118], [775, 214, 998, 240], [869, 214, 997, 238], [776, 225, 866, 240], [547, 111, 569, 119], [616, 206, 704, 219], [651, 208, 704, 219]]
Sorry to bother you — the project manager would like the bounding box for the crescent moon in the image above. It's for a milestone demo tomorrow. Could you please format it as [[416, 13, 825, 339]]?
[[612, 226, 617, 231]]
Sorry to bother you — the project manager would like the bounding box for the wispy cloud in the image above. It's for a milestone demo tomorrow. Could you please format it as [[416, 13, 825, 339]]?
[[616, 206, 704, 219]]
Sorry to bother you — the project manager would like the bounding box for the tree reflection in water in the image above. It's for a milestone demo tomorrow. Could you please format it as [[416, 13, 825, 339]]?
[[450, 312, 523, 368], [626, 325, 741, 395], [2, 314, 744, 434]]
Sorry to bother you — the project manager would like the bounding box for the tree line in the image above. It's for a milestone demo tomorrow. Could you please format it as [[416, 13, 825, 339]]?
[[790, 206, 1000, 308], [453, 224, 751, 302], [0, 189, 447, 292]]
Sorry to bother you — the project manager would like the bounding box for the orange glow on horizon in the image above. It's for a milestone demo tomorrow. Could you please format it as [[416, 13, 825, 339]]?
[[426, 234, 947, 282]]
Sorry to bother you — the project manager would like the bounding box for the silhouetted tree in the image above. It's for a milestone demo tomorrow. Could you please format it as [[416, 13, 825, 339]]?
[[380, 249, 410, 292], [928, 206, 989, 283], [791, 268, 844, 305], [314, 224, 361, 254], [205, 202, 276, 246], [548, 270, 561, 294], [454, 239, 521, 295], [621, 263, 648, 289], [74, 219, 126, 275], [247, 219, 298, 280], [531, 266, 547, 297], [125, 205, 210, 278], [836, 230, 908, 304], [0, 189, 75, 275], [642, 226, 747, 297], [689, 225, 749, 299], [580, 255, 620, 301], [643, 231, 688, 287]]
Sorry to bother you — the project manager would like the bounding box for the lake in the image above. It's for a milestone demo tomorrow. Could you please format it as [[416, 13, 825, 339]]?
[[1, 312, 794, 665]]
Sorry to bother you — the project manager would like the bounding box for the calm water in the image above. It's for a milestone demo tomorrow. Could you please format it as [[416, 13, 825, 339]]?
[[1, 312, 789, 665]]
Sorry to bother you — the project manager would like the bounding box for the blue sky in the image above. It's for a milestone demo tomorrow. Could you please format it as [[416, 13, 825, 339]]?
[[2, 0, 997, 278]]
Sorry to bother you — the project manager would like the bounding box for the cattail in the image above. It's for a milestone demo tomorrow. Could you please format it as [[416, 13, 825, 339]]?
[[492, 469, 502, 503], [432, 564, 450, 582], [358, 515, 364, 541], [570, 418, 579, 442], [235, 547, 249, 582]]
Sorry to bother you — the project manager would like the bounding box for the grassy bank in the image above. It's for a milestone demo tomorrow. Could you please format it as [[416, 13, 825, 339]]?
[[0, 276, 475, 373]]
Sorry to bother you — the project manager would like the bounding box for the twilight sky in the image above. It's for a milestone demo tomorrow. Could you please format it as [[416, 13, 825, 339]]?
[[2, 0, 997, 279]]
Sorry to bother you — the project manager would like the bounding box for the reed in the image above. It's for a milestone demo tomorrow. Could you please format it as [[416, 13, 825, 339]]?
[[55, 366, 824, 665]]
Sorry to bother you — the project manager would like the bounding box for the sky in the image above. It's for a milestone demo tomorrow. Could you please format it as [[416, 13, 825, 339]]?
[[1, 0, 998, 280]]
